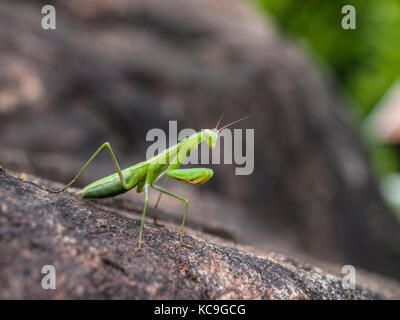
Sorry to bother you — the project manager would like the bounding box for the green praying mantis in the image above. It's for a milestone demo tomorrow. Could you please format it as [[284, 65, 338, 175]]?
[[47, 113, 251, 250]]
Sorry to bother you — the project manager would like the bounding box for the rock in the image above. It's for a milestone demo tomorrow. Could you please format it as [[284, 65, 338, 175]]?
[[0, 0, 400, 281], [1, 171, 399, 299]]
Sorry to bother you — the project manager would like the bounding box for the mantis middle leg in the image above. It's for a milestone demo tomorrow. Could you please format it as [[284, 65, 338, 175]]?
[[153, 176, 170, 225], [138, 183, 150, 250], [150, 182, 189, 246], [151, 167, 213, 246]]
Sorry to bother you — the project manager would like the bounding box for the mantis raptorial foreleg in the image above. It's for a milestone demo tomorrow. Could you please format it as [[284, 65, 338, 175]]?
[[47, 142, 130, 194]]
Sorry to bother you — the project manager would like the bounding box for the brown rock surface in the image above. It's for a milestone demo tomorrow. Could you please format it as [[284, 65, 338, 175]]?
[[1, 170, 399, 299], [0, 0, 399, 281]]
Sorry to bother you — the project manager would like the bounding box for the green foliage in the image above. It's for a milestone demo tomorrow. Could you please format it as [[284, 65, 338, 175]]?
[[253, 0, 400, 120], [370, 144, 400, 176], [253, 0, 400, 178]]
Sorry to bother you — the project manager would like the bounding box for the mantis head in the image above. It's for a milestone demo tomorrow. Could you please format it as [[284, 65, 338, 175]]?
[[203, 111, 253, 149], [203, 129, 219, 149]]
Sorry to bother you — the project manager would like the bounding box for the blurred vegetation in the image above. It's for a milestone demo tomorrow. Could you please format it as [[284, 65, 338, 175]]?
[[253, 0, 400, 178]]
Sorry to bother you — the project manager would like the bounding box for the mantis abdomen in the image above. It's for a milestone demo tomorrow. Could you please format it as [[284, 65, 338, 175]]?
[[81, 164, 148, 198]]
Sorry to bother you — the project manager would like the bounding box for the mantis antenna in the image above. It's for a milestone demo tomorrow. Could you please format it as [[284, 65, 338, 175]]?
[[214, 109, 226, 130], [217, 114, 253, 132]]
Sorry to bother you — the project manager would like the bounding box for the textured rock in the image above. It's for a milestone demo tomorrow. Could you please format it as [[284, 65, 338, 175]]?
[[0, 0, 400, 281], [1, 171, 399, 299]]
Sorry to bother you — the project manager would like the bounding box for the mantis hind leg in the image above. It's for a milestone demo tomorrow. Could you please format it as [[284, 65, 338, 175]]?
[[46, 142, 129, 194], [150, 183, 190, 247]]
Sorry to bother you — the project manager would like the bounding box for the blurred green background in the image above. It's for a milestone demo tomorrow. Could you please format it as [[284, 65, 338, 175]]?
[[253, 0, 400, 211]]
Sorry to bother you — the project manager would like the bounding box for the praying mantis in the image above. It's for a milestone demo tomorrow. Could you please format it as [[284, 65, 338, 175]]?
[[47, 113, 251, 250]]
